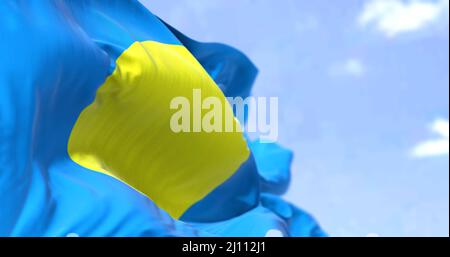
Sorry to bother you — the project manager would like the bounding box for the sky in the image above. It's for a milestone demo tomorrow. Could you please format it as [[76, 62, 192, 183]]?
[[141, 0, 449, 236]]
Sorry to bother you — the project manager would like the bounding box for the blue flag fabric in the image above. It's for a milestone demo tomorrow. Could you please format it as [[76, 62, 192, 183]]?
[[261, 194, 327, 237], [1, 0, 202, 237], [0, 0, 325, 237], [250, 141, 293, 195]]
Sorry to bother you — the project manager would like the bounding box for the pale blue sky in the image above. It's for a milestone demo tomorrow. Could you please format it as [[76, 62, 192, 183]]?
[[142, 0, 449, 236]]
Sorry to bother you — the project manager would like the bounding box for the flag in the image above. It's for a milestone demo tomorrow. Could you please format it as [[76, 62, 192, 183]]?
[[0, 0, 325, 237]]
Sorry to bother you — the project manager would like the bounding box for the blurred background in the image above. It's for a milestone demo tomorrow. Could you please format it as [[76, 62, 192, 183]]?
[[141, 0, 449, 237]]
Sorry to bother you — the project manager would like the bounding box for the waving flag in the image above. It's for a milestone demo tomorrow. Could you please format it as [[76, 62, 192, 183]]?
[[0, 0, 324, 237]]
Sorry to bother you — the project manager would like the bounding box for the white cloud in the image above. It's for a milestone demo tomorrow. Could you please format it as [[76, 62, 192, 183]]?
[[330, 58, 366, 78], [412, 119, 449, 158], [359, 0, 449, 37], [265, 229, 285, 237], [294, 15, 320, 33]]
